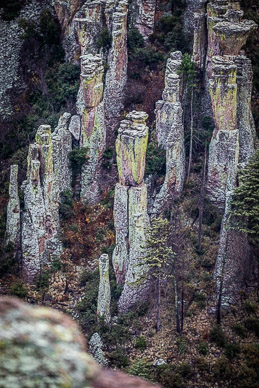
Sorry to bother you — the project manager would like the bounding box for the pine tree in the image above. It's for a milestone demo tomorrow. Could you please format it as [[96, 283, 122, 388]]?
[[231, 150, 259, 245], [144, 216, 175, 331]]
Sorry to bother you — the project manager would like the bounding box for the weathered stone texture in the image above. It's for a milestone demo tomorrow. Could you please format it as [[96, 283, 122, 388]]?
[[0, 1, 46, 120], [112, 183, 129, 284], [21, 116, 73, 282], [89, 332, 109, 366], [113, 112, 150, 312], [77, 54, 106, 203], [116, 111, 148, 186], [97, 254, 111, 323], [152, 52, 185, 215], [118, 184, 150, 312], [0, 297, 159, 388], [134, 0, 156, 38], [207, 56, 238, 208], [104, 0, 128, 135], [5, 165, 20, 249]]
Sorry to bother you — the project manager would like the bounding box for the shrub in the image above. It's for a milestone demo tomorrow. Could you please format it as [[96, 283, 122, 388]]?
[[108, 349, 130, 368], [0, 242, 16, 278], [224, 342, 240, 360], [135, 335, 147, 350], [69, 147, 89, 184], [10, 280, 27, 298], [102, 147, 114, 170], [1, 0, 26, 21], [232, 323, 248, 338], [59, 189, 74, 220], [244, 301, 257, 315], [128, 358, 151, 380], [209, 325, 226, 347], [132, 47, 164, 67], [127, 28, 144, 52], [244, 317, 259, 337], [97, 28, 112, 49], [194, 292, 206, 309], [176, 362, 193, 379], [145, 142, 166, 177], [212, 357, 232, 380], [34, 271, 50, 290], [51, 258, 61, 272], [176, 336, 187, 354], [199, 342, 209, 355]]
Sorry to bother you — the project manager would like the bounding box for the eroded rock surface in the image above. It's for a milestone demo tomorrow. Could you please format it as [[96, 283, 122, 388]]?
[[5, 165, 20, 249], [97, 254, 111, 323], [0, 297, 158, 388], [113, 111, 150, 312], [152, 51, 185, 215]]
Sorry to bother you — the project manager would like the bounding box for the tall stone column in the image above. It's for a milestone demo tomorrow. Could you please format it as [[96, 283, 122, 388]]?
[[112, 111, 150, 312], [97, 254, 111, 323], [77, 54, 106, 203], [207, 56, 239, 209], [152, 51, 185, 215], [21, 115, 73, 282], [5, 165, 20, 250], [104, 0, 128, 136]]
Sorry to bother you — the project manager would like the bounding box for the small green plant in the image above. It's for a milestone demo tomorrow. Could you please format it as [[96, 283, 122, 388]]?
[[108, 349, 130, 368], [34, 271, 50, 290], [232, 323, 248, 338], [97, 28, 112, 49], [224, 342, 240, 360], [194, 292, 206, 310], [10, 280, 27, 298], [176, 336, 187, 354], [209, 325, 226, 347], [135, 335, 147, 350], [69, 147, 89, 185], [59, 189, 74, 220], [51, 258, 61, 272], [212, 357, 232, 380], [199, 342, 209, 355], [102, 147, 114, 170], [244, 301, 257, 315], [127, 28, 145, 52], [145, 142, 166, 177], [244, 317, 259, 337], [128, 358, 151, 380]]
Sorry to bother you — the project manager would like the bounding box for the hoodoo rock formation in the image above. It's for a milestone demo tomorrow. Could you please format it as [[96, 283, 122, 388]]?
[[152, 51, 185, 215], [112, 111, 150, 312], [97, 253, 111, 323], [5, 165, 20, 250]]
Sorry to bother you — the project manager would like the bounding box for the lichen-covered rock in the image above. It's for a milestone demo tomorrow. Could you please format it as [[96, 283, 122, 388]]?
[[0, 296, 100, 388], [97, 254, 111, 323], [21, 118, 73, 282], [0, 297, 159, 388], [77, 54, 106, 203], [134, 0, 156, 38], [113, 112, 150, 311], [0, 1, 47, 120], [207, 56, 239, 207], [118, 184, 150, 313], [69, 114, 81, 141], [104, 0, 128, 135], [152, 52, 185, 215], [112, 183, 129, 284], [52, 112, 73, 196], [89, 333, 109, 366], [234, 55, 255, 165], [116, 111, 148, 186], [5, 165, 20, 249], [192, 5, 207, 70]]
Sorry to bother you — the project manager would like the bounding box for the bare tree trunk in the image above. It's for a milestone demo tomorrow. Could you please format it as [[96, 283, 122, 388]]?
[[156, 274, 161, 332], [174, 274, 181, 333], [187, 86, 194, 182], [181, 284, 184, 331], [198, 144, 207, 251]]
